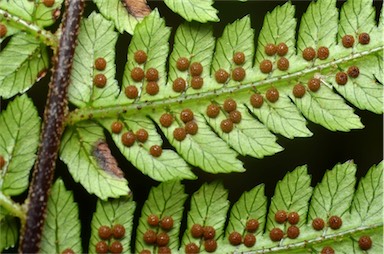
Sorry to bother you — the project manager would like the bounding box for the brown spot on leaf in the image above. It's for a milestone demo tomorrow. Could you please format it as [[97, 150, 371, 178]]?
[[120, 0, 151, 18], [93, 140, 124, 178]]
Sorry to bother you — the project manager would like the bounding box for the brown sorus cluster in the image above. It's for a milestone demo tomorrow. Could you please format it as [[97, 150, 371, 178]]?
[[308, 78, 321, 92], [139, 250, 151, 254], [43, 0, 55, 7], [160, 113, 174, 127], [358, 235, 372, 250], [0, 155, 5, 168], [176, 57, 190, 71], [312, 217, 325, 231], [94, 74, 107, 88], [190, 224, 217, 252], [277, 57, 289, 71], [190, 62, 203, 76], [134, 50, 147, 64], [204, 239, 217, 252], [243, 233, 256, 247], [191, 223, 204, 238], [136, 129, 149, 143], [191, 76, 203, 89], [287, 225, 300, 239], [335, 72, 348, 85], [206, 104, 220, 118], [125, 85, 139, 99], [275, 210, 287, 224], [121, 131, 136, 147], [246, 218, 259, 232], [185, 121, 198, 135], [260, 59, 273, 73], [96, 224, 125, 254], [287, 212, 300, 225], [302, 47, 316, 61], [328, 215, 342, 230], [264, 43, 277, 56], [293, 84, 306, 98], [143, 215, 173, 251], [185, 242, 199, 254], [232, 67, 246, 81], [223, 98, 237, 113], [149, 145, 162, 157], [173, 127, 187, 141], [250, 94, 264, 108], [317, 47, 329, 60], [146, 81, 159, 95], [180, 109, 194, 123], [277, 42, 288, 56], [95, 57, 107, 71], [228, 231, 242, 246], [321, 246, 335, 254], [269, 227, 284, 242], [233, 52, 245, 65], [158, 246, 171, 254], [61, 248, 75, 254], [347, 66, 360, 78], [0, 24, 7, 38], [358, 32, 370, 45], [215, 69, 229, 84], [220, 98, 242, 133], [342, 34, 355, 48], [229, 110, 242, 123], [173, 77, 186, 93], [266, 87, 279, 103], [146, 68, 159, 81], [131, 67, 145, 82]]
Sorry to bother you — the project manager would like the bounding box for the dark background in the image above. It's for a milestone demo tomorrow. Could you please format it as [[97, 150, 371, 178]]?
[[2, 0, 383, 253]]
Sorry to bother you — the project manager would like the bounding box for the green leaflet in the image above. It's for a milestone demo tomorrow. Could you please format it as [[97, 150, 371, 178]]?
[[181, 182, 230, 252], [0, 95, 40, 196], [100, 116, 195, 181], [60, 121, 129, 200], [0, 213, 18, 252], [308, 161, 357, 230], [93, 0, 143, 35], [155, 111, 244, 174], [350, 162, 383, 226], [68, 12, 119, 108], [40, 179, 82, 254], [89, 196, 136, 254], [0, 0, 64, 27], [0, 19, 19, 43], [167, 22, 216, 95], [120, 10, 171, 102], [211, 16, 255, 87], [164, 0, 219, 22], [135, 181, 187, 253], [0, 33, 49, 99]]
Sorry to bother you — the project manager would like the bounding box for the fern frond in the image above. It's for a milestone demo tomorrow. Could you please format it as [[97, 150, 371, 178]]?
[[83, 161, 383, 253], [62, 0, 383, 191]]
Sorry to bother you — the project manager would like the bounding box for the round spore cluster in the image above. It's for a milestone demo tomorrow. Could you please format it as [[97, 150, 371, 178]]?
[[95, 224, 126, 254]]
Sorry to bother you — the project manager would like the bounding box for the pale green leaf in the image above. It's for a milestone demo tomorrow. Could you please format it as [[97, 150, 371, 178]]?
[[136, 181, 187, 253], [89, 196, 136, 254], [0, 215, 18, 252], [34, 0, 64, 27], [60, 121, 129, 200], [248, 91, 312, 138], [40, 179, 82, 254], [93, 0, 143, 34], [0, 95, 40, 196], [308, 161, 357, 229], [164, 0, 219, 22], [330, 56, 383, 114], [100, 116, 196, 181], [0, 0, 34, 22], [68, 12, 119, 107], [167, 22, 216, 95], [350, 161, 383, 225], [297, 0, 338, 65], [204, 102, 283, 157], [211, 16, 255, 87], [120, 10, 171, 102], [292, 84, 363, 131], [0, 20, 19, 43], [0, 33, 49, 98], [181, 182, 229, 251], [266, 166, 312, 230], [155, 112, 245, 174]]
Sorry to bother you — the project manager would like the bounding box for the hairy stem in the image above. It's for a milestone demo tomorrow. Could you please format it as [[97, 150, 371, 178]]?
[[19, 0, 84, 252], [0, 9, 58, 48], [65, 45, 383, 125]]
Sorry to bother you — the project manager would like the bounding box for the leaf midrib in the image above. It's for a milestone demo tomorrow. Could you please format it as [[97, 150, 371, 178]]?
[[67, 45, 383, 125]]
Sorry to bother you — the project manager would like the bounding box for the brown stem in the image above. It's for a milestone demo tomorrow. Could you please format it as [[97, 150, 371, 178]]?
[[19, 0, 84, 252]]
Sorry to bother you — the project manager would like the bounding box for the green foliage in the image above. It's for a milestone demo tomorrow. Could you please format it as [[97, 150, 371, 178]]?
[[40, 179, 82, 254], [164, 0, 219, 22], [0, 207, 18, 251], [0, 95, 40, 196]]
